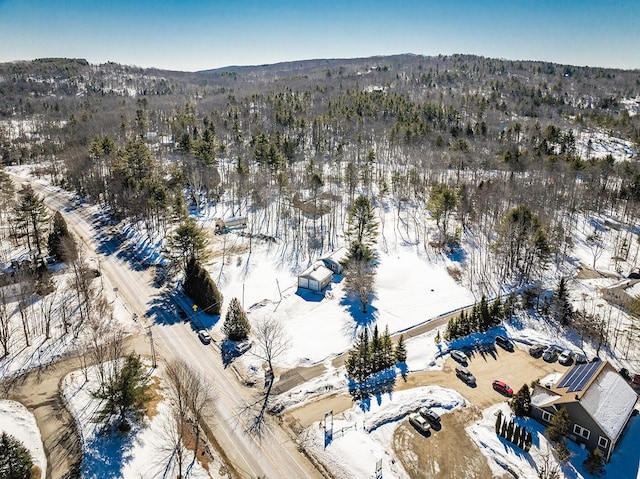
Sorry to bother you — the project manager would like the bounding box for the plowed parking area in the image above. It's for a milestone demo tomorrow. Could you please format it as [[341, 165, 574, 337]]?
[[288, 345, 566, 479]]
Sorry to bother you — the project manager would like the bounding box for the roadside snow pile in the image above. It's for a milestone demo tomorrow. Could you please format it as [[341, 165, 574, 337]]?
[[62, 363, 218, 479], [0, 400, 47, 475], [302, 386, 465, 479]]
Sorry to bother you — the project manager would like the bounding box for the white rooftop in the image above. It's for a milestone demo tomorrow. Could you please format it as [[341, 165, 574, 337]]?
[[299, 262, 333, 282], [580, 368, 638, 440]]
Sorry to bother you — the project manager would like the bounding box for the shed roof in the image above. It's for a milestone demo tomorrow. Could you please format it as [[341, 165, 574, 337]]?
[[299, 262, 333, 282]]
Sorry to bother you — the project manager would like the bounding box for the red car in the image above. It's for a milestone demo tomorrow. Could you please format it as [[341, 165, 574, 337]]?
[[492, 380, 514, 397]]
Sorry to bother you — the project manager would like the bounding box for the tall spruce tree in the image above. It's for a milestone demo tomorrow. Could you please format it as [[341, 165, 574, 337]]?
[[92, 353, 151, 432], [346, 195, 378, 245], [223, 297, 251, 341], [346, 330, 370, 382], [510, 384, 532, 417], [0, 432, 33, 479], [394, 334, 407, 363], [183, 256, 223, 315], [48, 210, 77, 262], [14, 189, 49, 257], [552, 277, 573, 325], [342, 241, 377, 313]]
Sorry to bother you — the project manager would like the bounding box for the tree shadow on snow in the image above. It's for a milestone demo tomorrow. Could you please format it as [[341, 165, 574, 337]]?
[[340, 293, 378, 340], [82, 426, 136, 479], [349, 368, 397, 409]]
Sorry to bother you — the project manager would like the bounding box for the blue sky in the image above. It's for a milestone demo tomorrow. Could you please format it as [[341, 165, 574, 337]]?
[[0, 0, 638, 71]]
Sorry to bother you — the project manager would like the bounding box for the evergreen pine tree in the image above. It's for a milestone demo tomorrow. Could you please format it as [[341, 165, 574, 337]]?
[[381, 325, 394, 369], [583, 448, 605, 475], [394, 334, 407, 363], [92, 353, 151, 432], [479, 295, 490, 331], [501, 420, 507, 437], [490, 296, 504, 324], [0, 432, 33, 479], [506, 419, 514, 442], [524, 430, 533, 452], [223, 297, 251, 341], [371, 324, 382, 372], [434, 330, 441, 346], [495, 410, 503, 433], [510, 384, 532, 416], [48, 210, 77, 262], [518, 427, 526, 449], [553, 277, 574, 326], [183, 256, 223, 315], [546, 407, 570, 443], [513, 424, 521, 446]]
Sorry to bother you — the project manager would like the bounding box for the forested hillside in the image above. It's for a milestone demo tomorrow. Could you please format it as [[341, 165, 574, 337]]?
[[1, 54, 639, 300]]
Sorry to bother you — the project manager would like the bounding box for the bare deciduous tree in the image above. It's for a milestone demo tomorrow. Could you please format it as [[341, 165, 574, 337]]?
[[245, 318, 290, 433], [164, 358, 216, 474]]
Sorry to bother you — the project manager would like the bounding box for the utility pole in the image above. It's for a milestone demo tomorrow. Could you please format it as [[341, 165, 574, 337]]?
[[147, 326, 156, 368]]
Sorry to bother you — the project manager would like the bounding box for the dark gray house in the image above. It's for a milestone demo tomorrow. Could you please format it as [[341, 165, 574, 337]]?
[[530, 361, 637, 461]]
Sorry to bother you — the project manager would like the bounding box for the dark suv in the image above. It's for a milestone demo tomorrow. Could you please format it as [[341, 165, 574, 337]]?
[[495, 335, 514, 351]]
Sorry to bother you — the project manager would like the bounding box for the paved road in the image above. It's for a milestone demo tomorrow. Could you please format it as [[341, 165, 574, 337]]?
[[14, 174, 324, 479]]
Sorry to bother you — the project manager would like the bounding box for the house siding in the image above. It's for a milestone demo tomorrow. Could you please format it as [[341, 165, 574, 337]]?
[[532, 403, 613, 460]]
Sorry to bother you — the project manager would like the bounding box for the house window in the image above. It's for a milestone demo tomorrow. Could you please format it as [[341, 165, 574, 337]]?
[[598, 436, 608, 449], [541, 410, 553, 423], [573, 424, 590, 440]]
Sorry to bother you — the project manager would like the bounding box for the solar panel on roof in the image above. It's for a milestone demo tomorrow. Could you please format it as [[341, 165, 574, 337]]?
[[568, 361, 600, 392], [556, 361, 601, 393]]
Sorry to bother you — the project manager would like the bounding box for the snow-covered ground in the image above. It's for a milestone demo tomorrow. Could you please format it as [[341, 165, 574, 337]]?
[[2, 165, 639, 479], [0, 399, 47, 474], [301, 386, 466, 479], [62, 361, 223, 479]]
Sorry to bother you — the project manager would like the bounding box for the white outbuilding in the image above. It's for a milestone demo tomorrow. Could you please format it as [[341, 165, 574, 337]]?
[[321, 247, 347, 274], [297, 262, 333, 292]]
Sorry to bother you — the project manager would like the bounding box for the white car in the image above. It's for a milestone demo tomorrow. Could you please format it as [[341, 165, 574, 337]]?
[[408, 412, 431, 433], [197, 330, 212, 344], [558, 349, 573, 365]]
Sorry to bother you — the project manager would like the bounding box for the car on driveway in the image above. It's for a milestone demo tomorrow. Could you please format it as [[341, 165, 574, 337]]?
[[450, 350, 467, 363], [558, 349, 573, 365], [408, 412, 431, 433], [495, 335, 514, 351], [456, 365, 476, 386], [574, 353, 588, 364], [492, 380, 514, 397], [542, 346, 559, 362], [197, 329, 212, 344], [529, 345, 544, 358], [418, 407, 441, 425]]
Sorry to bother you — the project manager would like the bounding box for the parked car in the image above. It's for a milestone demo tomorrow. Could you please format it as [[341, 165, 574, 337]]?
[[631, 374, 640, 388], [492, 380, 514, 397], [197, 329, 212, 344], [418, 407, 441, 425], [235, 339, 252, 354], [558, 349, 573, 365], [495, 335, 514, 351], [456, 366, 476, 385], [574, 353, 588, 364], [408, 412, 431, 433], [529, 345, 544, 358], [542, 346, 559, 363], [450, 350, 467, 364]]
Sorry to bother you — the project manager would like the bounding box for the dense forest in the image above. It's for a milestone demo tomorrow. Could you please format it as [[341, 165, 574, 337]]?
[[1, 54, 640, 300]]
